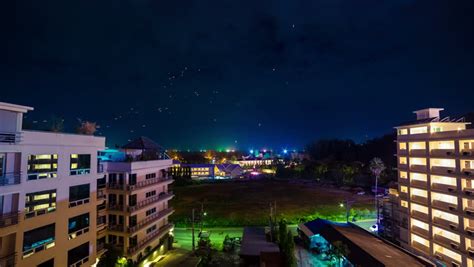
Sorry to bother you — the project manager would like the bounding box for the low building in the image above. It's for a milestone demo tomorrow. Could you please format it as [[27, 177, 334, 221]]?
[[181, 163, 243, 179], [298, 219, 435, 267], [239, 227, 281, 267]]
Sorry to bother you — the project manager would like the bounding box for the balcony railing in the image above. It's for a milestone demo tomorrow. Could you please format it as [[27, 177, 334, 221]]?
[[434, 234, 460, 251], [432, 200, 458, 212], [128, 192, 173, 213], [410, 180, 427, 188], [69, 198, 90, 208], [433, 217, 459, 231], [410, 164, 427, 173], [412, 241, 430, 254], [431, 149, 455, 157], [431, 166, 456, 175], [25, 207, 56, 219], [0, 212, 19, 228], [465, 207, 474, 217], [411, 210, 429, 221], [461, 149, 474, 156], [462, 168, 474, 176], [128, 208, 174, 233], [69, 256, 89, 267], [97, 243, 107, 255], [409, 149, 427, 157], [411, 195, 428, 204], [432, 183, 457, 193], [22, 239, 55, 258], [0, 131, 21, 144], [411, 226, 429, 237], [0, 172, 21, 187], [127, 224, 173, 255], [107, 204, 125, 212], [127, 177, 172, 191], [108, 224, 125, 232], [68, 227, 90, 240], [0, 253, 16, 267]]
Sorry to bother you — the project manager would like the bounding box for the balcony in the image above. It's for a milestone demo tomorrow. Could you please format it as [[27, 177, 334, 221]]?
[[97, 203, 106, 212], [465, 207, 474, 218], [128, 208, 174, 233], [409, 149, 427, 157], [434, 252, 461, 267], [97, 243, 107, 256], [411, 195, 428, 205], [461, 149, 474, 157], [431, 166, 456, 175], [412, 241, 430, 254], [107, 203, 125, 212], [0, 172, 21, 187], [68, 227, 90, 240], [432, 183, 457, 194], [432, 200, 458, 212], [22, 239, 55, 258], [128, 192, 174, 213], [69, 198, 90, 208], [411, 210, 429, 222], [398, 163, 408, 170], [431, 149, 455, 157], [0, 131, 21, 144], [107, 183, 126, 190], [70, 256, 89, 267], [0, 253, 16, 267], [433, 234, 460, 251], [468, 247, 474, 257], [127, 177, 172, 191], [466, 227, 474, 236], [433, 217, 459, 231], [108, 224, 125, 233], [0, 212, 19, 228], [411, 226, 429, 237], [410, 180, 427, 188], [410, 165, 427, 173], [127, 223, 173, 255], [462, 168, 474, 177], [25, 207, 56, 219]]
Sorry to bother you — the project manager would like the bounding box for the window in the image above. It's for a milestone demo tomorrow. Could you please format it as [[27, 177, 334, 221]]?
[[400, 186, 408, 193], [399, 157, 407, 164], [146, 173, 156, 180], [68, 213, 90, 239], [409, 142, 426, 150], [70, 154, 91, 175], [410, 157, 427, 166], [431, 126, 443, 133], [410, 173, 427, 182], [146, 224, 157, 234], [401, 200, 408, 208], [38, 258, 54, 267], [129, 215, 137, 227], [411, 219, 429, 230], [25, 190, 56, 219], [129, 174, 137, 185], [69, 184, 90, 207], [409, 126, 428, 135], [27, 154, 58, 180], [23, 224, 55, 254], [399, 171, 408, 179], [67, 242, 89, 266], [411, 233, 429, 247], [432, 175, 457, 186], [146, 207, 156, 216], [433, 244, 462, 263], [399, 142, 407, 150], [398, 129, 408, 135], [146, 190, 156, 198]]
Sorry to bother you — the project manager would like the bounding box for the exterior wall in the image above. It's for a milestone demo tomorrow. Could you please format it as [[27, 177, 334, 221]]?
[[1, 129, 105, 267], [396, 122, 474, 267], [104, 159, 174, 263]]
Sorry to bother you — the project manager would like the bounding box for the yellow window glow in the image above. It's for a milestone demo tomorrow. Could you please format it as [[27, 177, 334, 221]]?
[[401, 200, 408, 208], [71, 154, 78, 159], [411, 203, 428, 214], [398, 129, 408, 135], [400, 186, 408, 193], [432, 192, 457, 205], [411, 188, 427, 198], [411, 218, 429, 230], [399, 157, 407, 164], [410, 173, 427, 182], [431, 158, 456, 168], [432, 209, 458, 224], [409, 142, 426, 150], [410, 157, 427, 166], [431, 175, 456, 186], [430, 141, 455, 150], [433, 226, 460, 243], [399, 171, 408, 179], [399, 142, 407, 150], [410, 126, 428, 135], [411, 233, 429, 247], [433, 244, 461, 262]]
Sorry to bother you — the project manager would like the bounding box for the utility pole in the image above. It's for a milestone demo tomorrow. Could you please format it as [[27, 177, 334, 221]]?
[[200, 202, 204, 233], [375, 174, 379, 225], [192, 208, 195, 252]]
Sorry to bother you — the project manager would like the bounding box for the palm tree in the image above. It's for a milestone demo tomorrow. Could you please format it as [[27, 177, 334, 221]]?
[[369, 158, 386, 226]]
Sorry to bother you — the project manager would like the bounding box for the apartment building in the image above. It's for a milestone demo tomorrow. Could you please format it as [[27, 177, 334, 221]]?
[[100, 137, 174, 264], [396, 108, 474, 267], [0, 102, 105, 267]]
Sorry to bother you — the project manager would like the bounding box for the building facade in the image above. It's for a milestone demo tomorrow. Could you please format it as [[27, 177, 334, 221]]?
[[396, 108, 474, 267], [0, 102, 105, 267], [100, 139, 174, 264]]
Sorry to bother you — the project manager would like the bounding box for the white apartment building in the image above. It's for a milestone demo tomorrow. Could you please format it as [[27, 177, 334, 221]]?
[[396, 108, 474, 267], [0, 102, 105, 267]]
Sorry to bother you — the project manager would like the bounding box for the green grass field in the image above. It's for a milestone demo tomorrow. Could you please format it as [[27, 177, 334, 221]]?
[[170, 179, 375, 227]]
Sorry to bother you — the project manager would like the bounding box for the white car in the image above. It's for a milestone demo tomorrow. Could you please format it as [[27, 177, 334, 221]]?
[[356, 191, 365, 195]]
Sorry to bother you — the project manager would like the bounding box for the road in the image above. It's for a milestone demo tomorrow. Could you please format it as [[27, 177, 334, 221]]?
[[174, 227, 244, 251]]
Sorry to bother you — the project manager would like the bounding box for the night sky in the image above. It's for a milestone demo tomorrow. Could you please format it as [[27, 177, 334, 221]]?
[[1, 0, 473, 150]]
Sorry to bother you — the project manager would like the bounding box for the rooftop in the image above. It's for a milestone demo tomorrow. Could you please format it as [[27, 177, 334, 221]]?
[[0, 102, 34, 113], [300, 219, 434, 267], [239, 227, 279, 257]]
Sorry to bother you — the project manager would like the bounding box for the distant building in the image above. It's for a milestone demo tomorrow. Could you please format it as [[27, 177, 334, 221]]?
[[237, 159, 273, 168], [181, 163, 243, 179], [395, 108, 474, 266]]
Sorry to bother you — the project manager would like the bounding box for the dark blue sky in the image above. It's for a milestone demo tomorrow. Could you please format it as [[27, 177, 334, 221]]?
[[1, 0, 473, 150]]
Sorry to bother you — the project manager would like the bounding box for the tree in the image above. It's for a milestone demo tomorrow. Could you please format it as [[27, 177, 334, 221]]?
[[314, 163, 328, 180], [341, 164, 357, 186], [327, 241, 349, 267], [97, 244, 121, 267], [285, 230, 296, 267], [278, 219, 288, 246], [370, 158, 386, 225], [76, 120, 99, 135]]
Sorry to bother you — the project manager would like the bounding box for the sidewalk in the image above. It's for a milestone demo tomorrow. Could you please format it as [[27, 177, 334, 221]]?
[[148, 248, 200, 267]]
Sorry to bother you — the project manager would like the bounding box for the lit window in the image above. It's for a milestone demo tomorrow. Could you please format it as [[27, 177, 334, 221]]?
[[399, 171, 408, 179], [400, 186, 408, 193], [411, 233, 429, 247], [410, 126, 428, 135], [431, 158, 456, 168], [432, 226, 460, 243], [399, 157, 407, 164], [398, 129, 408, 135], [409, 142, 426, 150], [399, 142, 407, 150], [430, 141, 454, 150], [433, 244, 461, 263], [410, 157, 427, 166], [410, 173, 427, 182], [431, 175, 456, 186], [411, 203, 428, 214], [411, 218, 429, 230], [411, 188, 427, 198], [432, 209, 458, 224], [401, 200, 408, 208], [431, 192, 457, 205]]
